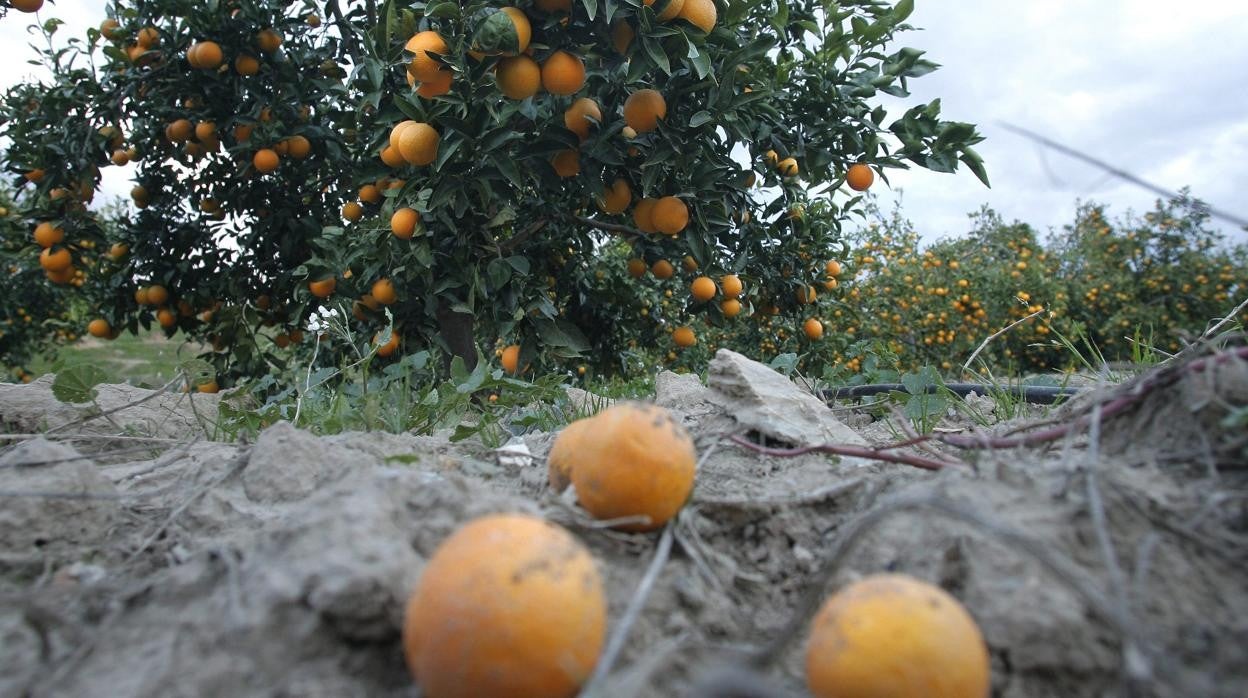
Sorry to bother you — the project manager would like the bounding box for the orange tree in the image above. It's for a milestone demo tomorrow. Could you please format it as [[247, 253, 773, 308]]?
[[3, 0, 988, 384]]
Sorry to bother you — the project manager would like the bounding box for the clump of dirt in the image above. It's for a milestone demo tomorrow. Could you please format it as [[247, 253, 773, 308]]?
[[1, 349, 1246, 697]]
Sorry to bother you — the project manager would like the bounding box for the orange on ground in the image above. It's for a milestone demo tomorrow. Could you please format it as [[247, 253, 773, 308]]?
[[34, 222, 63, 248], [803, 318, 824, 340], [626, 257, 647, 278], [496, 55, 541, 100], [403, 514, 606, 698], [677, 0, 717, 32], [568, 402, 696, 530], [392, 208, 420, 238], [87, 319, 111, 338], [406, 31, 449, 82], [651, 259, 674, 280], [720, 274, 743, 298], [308, 276, 336, 299], [652, 196, 689, 235], [371, 278, 397, 305], [672, 326, 696, 347], [564, 98, 602, 140], [690, 276, 717, 302], [598, 178, 631, 215], [623, 89, 667, 133], [633, 198, 658, 233], [846, 163, 875, 191], [398, 123, 440, 166], [644, 0, 686, 21], [720, 299, 742, 317], [541, 51, 586, 96], [342, 201, 364, 221], [253, 149, 280, 173], [551, 149, 580, 178], [501, 344, 522, 374], [806, 574, 990, 698], [548, 417, 595, 492], [39, 247, 72, 272], [416, 70, 454, 98]]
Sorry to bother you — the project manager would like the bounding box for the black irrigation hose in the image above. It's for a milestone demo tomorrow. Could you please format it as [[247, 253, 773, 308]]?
[[823, 383, 1082, 405]]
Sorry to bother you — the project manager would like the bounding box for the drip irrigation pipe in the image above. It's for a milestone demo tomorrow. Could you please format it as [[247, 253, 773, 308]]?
[[823, 383, 1081, 405]]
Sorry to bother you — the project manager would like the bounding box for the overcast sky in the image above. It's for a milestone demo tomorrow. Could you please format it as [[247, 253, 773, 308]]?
[[3, 1, 1247, 244]]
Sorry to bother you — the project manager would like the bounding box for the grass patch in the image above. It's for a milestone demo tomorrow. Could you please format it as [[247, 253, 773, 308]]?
[[29, 331, 205, 387]]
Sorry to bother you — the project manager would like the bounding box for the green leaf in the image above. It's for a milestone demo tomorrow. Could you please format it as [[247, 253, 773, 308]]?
[[52, 365, 110, 404], [689, 110, 713, 128]]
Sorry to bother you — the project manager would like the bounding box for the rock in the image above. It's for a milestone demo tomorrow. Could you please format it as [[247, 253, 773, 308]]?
[[0, 374, 220, 439], [655, 371, 716, 411], [0, 439, 120, 552], [707, 349, 868, 448], [241, 422, 373, 503]]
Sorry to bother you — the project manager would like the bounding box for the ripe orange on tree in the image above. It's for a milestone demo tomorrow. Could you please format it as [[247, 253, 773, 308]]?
[[495, 55, 541, 100], [652, 196, 689, 235], [551, 149, 580, 178], [39, 247, 72, 272], [396, 122, 440, 166], [651, 259, 675, 280], [720, 274, 743, 298], [406, 31, 448, 82], [87, 319, 112, 339], [342, 201, 364, 221], [597, 178, 631, 214], [678, 0, 717, 32], [371, 278, 398, 305], [308, 276, 337, 299], [541, 51, 586, 95], [720, 298, 742, 317], [846, 163, 875, 191], [690, 276, 717, 302], [623, 89, 667, 133], [374, 330, 400, 357], [415, 70, 454, 98], [500, 343, 522, 374], [253, 148, 280, 173], [803, 317, 823, 340], [33, 222, 63, 248], [564, 98, 602, 140], [633, 198, 659, 233], [644, 0, 686, 22], [392, 208, 420, 238], [402, 514, 606, 698], [672, 325, 696, 347], [626, 257, 647, 278]]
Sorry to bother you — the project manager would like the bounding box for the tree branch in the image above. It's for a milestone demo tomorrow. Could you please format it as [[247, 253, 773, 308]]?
[[562, 213, 644, 238], [324, 0, 362, 61], [500, 218, 549, 253]]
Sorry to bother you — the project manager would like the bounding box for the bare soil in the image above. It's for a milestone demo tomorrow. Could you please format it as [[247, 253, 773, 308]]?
[[1, 349, 1245, 697]]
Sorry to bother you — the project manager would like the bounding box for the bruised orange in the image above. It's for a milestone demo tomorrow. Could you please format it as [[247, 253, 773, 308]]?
[[568, 402, 697, 531], [547, 415, 596, 492], [402, 514, 606, 698], [806, 574, 990, 698]]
